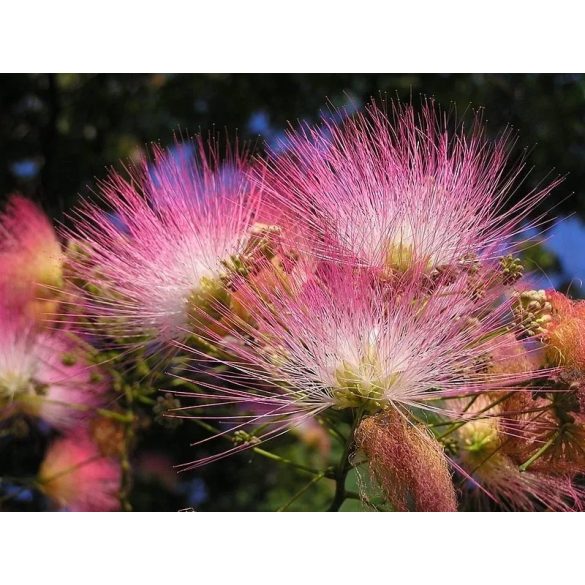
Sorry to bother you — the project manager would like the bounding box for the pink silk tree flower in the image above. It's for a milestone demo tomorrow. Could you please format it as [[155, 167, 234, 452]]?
[[0, 195, 63, 321], [39, 433, 121, 511], [175, 263, 546, 469], [0, 308, 108, 431], [256, 99, 560, 278], [64, 138, 270, 346]]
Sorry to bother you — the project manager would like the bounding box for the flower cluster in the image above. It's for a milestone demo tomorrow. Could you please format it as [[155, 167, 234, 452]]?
[[0, 197, 119, 511], [1, 99, 583, 512]]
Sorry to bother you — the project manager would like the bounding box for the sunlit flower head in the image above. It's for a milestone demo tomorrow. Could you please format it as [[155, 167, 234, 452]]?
[[257, 99, 559, 277], [176, 263, 543, 469], [65, 138, 270, 346], [39, 433, 121, 511]]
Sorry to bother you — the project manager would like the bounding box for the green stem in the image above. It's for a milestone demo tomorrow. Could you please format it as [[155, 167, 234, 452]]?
[[253, 446, 334, 478], [519, 432, 558, 472], [277, 472, 326, 512], [344, 490, 362, 500], [97, 408, 135, 423], [191, 419, 333, 478], [328, 471, 347, 512], [319, 412, 349, 445], [328, 408, 363, 512]]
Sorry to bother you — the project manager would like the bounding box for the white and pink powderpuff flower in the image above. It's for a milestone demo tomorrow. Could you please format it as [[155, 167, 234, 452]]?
[[256, 99, 560, 277], [174, 262, 548, 470], [0, 194, 63, 322], [0, 308, 108, 431], [64, 137, 271, 347], [39, 432, 121, 511]]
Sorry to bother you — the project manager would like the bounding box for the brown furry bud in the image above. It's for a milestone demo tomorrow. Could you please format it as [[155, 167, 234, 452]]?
[[355, 411, 457, 511]]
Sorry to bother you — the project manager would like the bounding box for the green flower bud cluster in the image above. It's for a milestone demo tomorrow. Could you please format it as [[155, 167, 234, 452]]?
[[499, 255, 524, 286], [513, 289, 553, 339], [332, 359, 398, 413], [232, 429, 261, 446]]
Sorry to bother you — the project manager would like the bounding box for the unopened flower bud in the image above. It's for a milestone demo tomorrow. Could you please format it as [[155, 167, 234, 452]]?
[[499, 255, 524, 286], [355, 410, 457, 511], [512, 289, 553, 339], [233, 430, 261, 446]]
